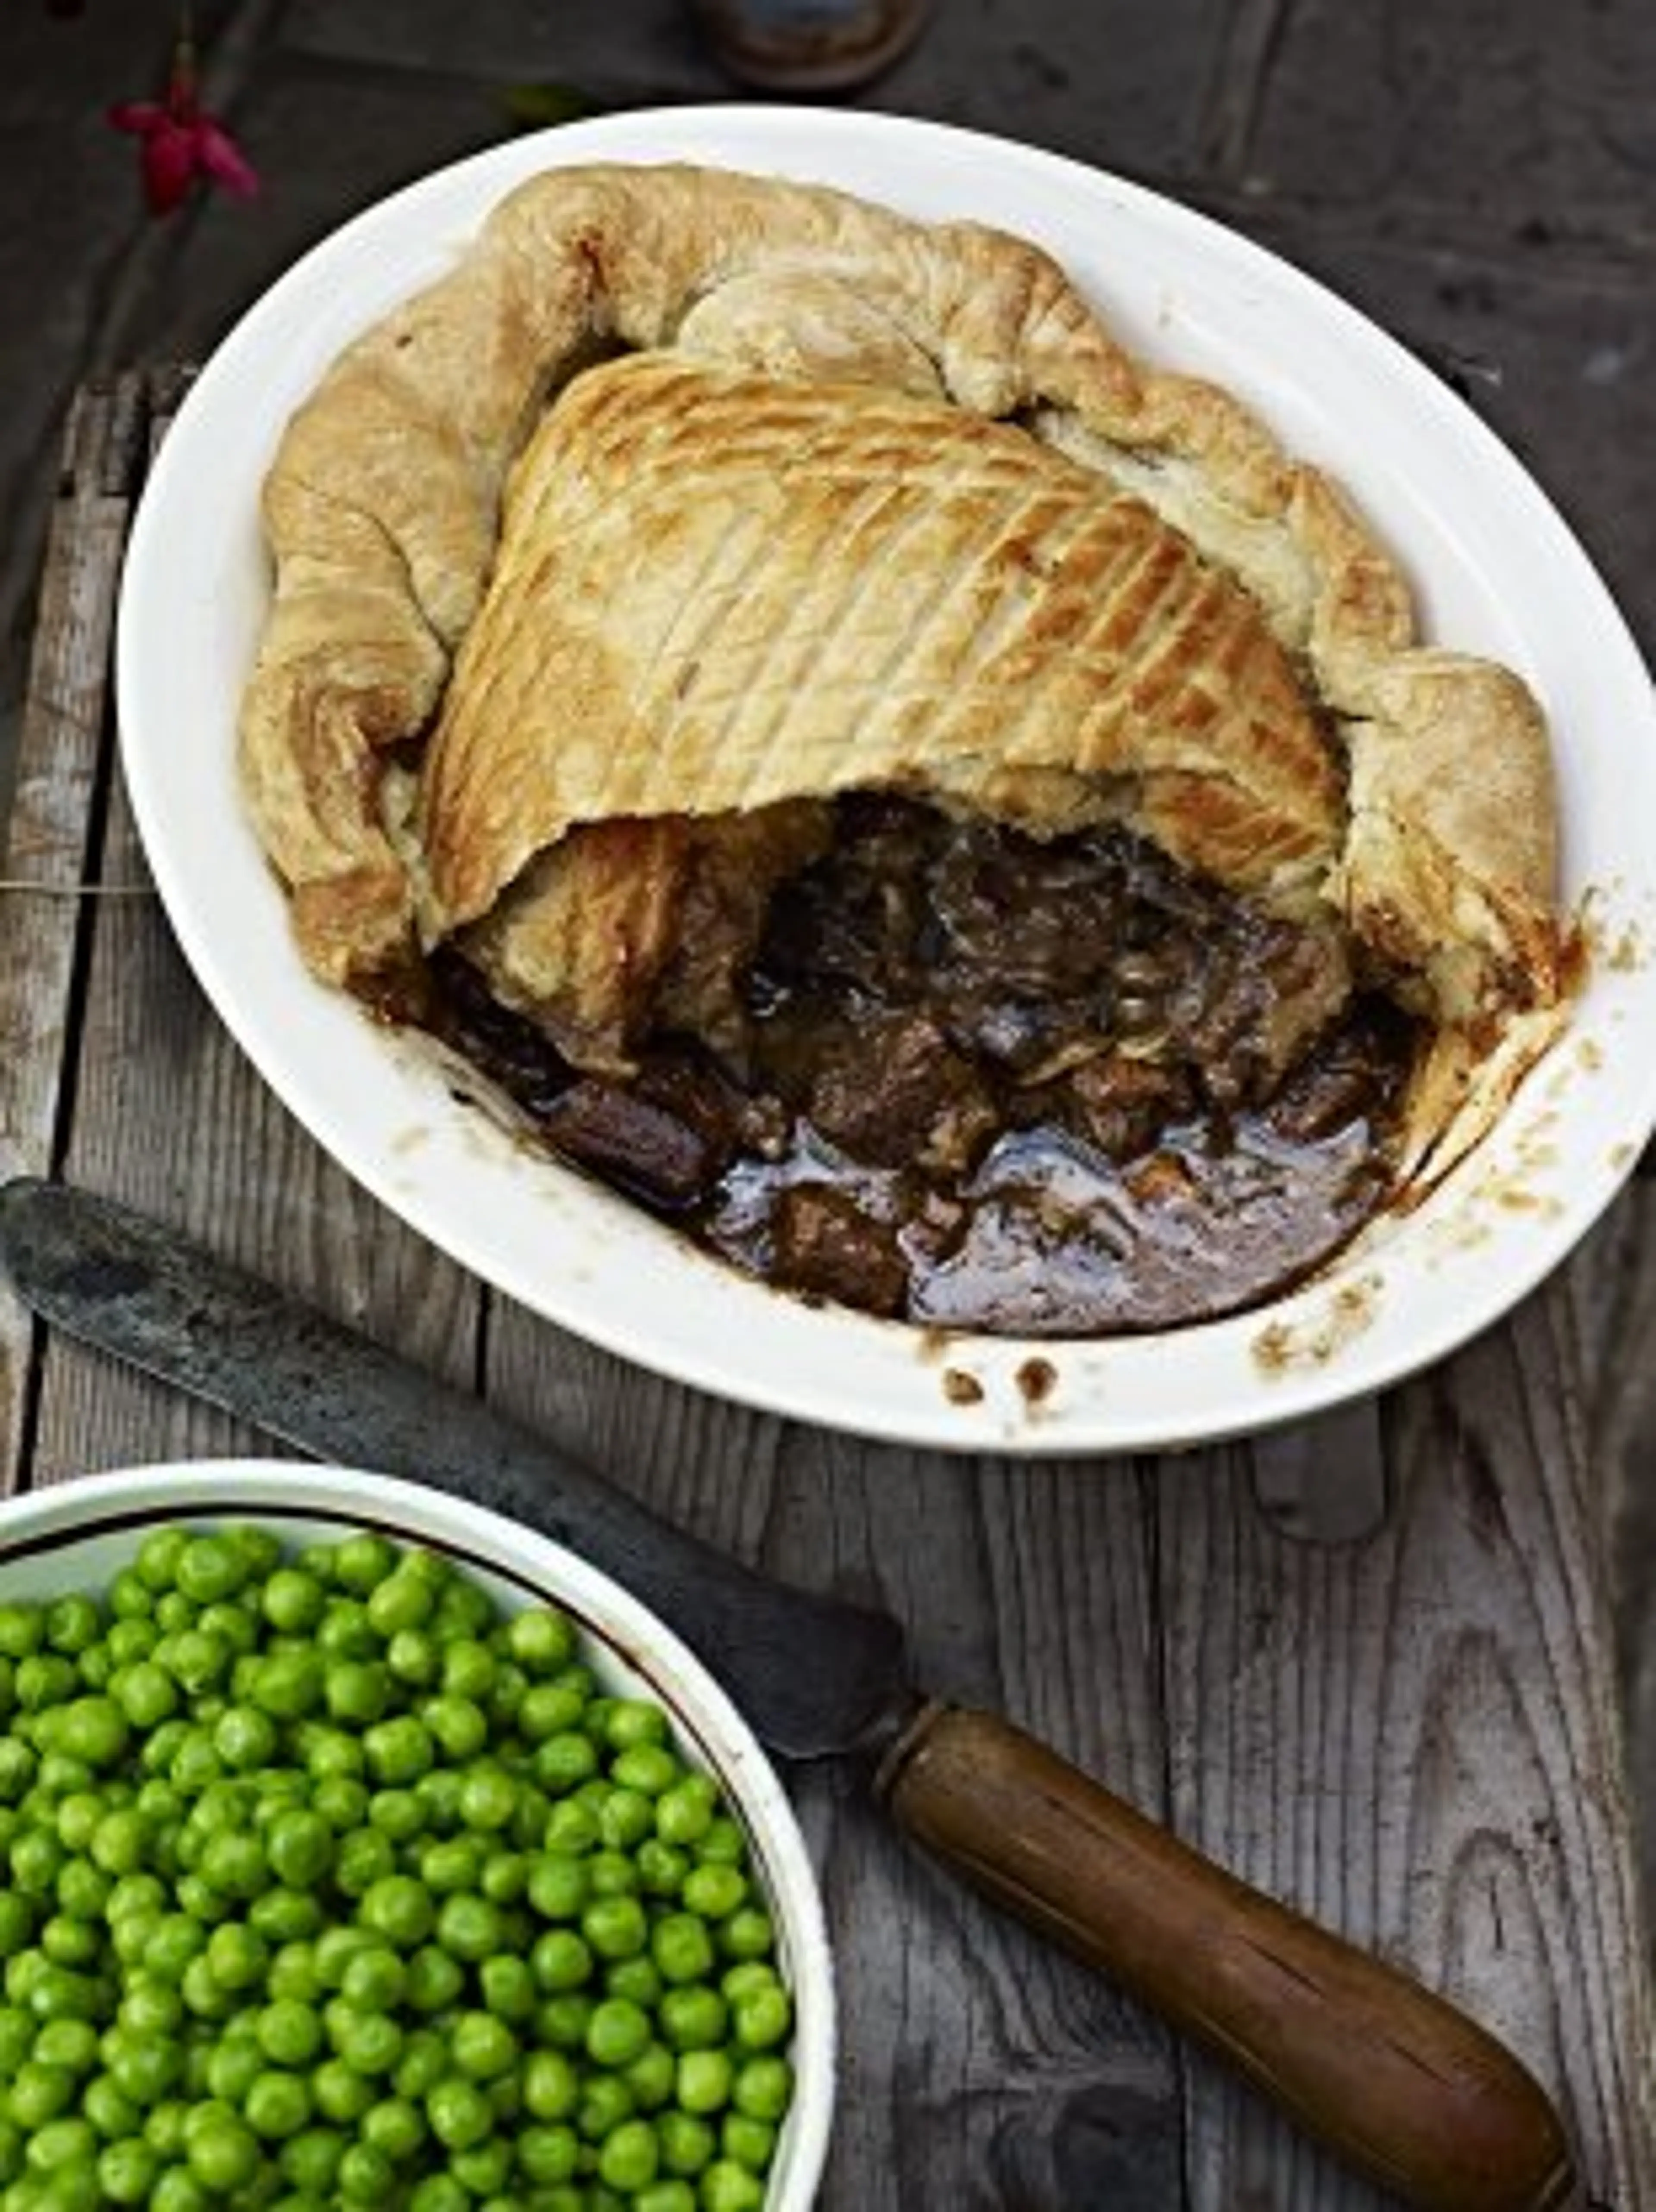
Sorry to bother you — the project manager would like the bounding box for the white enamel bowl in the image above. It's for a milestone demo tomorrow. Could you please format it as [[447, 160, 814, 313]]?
[[116, 106, 1656, 1454], [0, 1459, 835, 2210]]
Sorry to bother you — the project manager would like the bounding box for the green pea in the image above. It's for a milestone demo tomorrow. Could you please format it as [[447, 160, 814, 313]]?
[[203, 2038, 264, 2106], [732, 1982, 794, 2052], [533, 1992, 595, 2052], [182, 2104, 260, 2193], [659, 1986, 728, 2052], [205, 1920, 269, 1990], [212, 1706, 278, 1772], [278, 2124, 345, 2193], [700, 2156, 766, 2212], [227, 1525, 283, 1579], [652, 1911, 716, 1986], [245, 2070, 312, 2142], [477, 1952, 537, 2023], [257, 1997, 323, 2068], [401, 1945, 464, 2016], [518, 2118, 580, 2185], [584, 1995, 652, 2070], [604, 1955, 663, 2011], [260, 1570, 325, 1635], [654, 1775, 717, 1848], [311, 2059, 373, 2126], [636, 2181, 698, 2212], [200, 1830, 268, 1901], [105, 2033, 182, 2106], [449, 2133, 514, 2196], [533, 1732, 599, 1796], [361, 1716, 433, 1787], [366, 1788, 424, 1845], [333, 1826, 395, 1898], [81, 2072, 140, 2140], [340, 1945, 405, 2012], [611, 1742, 681, 1798], [390, 2028, 448, 2102], [697, 1816, 749, 1868], [248, 1886, 323, 1947], [575, 2070, 635, 2142], [435, 1892, 502, 1963], [598, 2115, 660, 2192], [359, 2093, 424, 2162], [106, 1571, 154, 1622], [89, 1810, 148, 1878], [604, 1699, 671, 1754], [249, 1650, 325, 1722], [722, 2111, 778, 2172], [654, 2105, 712, 2176], [425, 2075, 493, 2152], [676, 2048, 733, 2116], [597, 1787, 654, 1851], [450, 2009, 518, 2081], [530, 1929, 593, 1995], [97, 2136, 160, 2205], [407, 2175, 469, 2212], [581, 1894, 647, 1963], [682, 1862, 747, 1921], [333, 1534, 397, 1596], [311, 1775, 369, 1833], [175, 1538, 246, 1607]]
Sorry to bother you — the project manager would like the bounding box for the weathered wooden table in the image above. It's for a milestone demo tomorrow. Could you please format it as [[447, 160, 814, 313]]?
[[2, 373, 1654, 2210]]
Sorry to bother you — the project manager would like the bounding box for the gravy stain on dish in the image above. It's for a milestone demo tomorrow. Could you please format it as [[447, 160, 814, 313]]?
[[1251, 1273, 1382, 1373], [1015, 1357, 1059, 1412], [941, 1366, 985, 1407]]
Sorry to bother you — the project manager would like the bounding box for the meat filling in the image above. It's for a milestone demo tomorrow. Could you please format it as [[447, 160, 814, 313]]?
[[423, 794, 1422, 1334]]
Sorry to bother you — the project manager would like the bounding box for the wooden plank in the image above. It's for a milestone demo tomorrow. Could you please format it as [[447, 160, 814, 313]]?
[[0, 374, 148, 1497], [1161, 1280, 1656, 2208], [28, 747, 488, 1484], [1566, 1174, 1656, 1941]]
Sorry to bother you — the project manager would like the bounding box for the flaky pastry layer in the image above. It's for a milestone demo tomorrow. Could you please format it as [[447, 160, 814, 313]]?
[[238, 160, 1568, 1188]]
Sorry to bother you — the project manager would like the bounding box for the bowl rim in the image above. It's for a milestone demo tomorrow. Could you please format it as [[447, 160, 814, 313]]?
[[0, 1456, 837, 2210], [115, 103, 1656, 1455]]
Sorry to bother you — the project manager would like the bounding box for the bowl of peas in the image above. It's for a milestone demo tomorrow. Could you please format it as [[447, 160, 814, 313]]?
[[0, 1458, 834, 2212]]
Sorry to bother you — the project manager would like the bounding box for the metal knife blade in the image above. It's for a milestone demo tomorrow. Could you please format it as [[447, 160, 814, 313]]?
[[0, 1176, 910, 1761]]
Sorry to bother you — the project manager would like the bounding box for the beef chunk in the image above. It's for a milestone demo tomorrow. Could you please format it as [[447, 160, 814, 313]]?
[[768, 1185, 910, 1316], [803, 1012, 996, 1172], [538, 1078, 725, 1209]]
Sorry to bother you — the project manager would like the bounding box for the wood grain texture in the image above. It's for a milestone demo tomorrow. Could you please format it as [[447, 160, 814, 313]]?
[[1566, 1176, 1656, 1965], [0, 376, 1651, 2211], [0, 373, 152, 1495]]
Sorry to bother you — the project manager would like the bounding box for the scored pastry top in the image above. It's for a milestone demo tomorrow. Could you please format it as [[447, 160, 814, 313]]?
[[237, 160, 1567, 1181]]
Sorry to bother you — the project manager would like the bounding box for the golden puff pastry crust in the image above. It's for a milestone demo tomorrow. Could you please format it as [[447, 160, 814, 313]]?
[[238, 159, 1568, 1181]]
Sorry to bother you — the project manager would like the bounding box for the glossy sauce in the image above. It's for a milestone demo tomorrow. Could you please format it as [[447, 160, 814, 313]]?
[[425, 796, 1421, 1335]]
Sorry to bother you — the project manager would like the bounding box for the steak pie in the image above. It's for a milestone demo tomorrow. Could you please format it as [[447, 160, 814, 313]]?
[[238, 163, 1568, 1333]]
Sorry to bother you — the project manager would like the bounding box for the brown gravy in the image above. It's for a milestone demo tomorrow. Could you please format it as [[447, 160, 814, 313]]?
[[423, 795, 1422, 1335]]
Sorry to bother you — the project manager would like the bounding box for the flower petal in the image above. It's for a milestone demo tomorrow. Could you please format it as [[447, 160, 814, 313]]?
[[195, 119, 260, 198], [142, 120, 201, 215]]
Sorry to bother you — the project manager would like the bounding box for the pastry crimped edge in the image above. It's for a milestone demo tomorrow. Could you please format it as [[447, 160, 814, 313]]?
[[238, 159, 1568, 1194]]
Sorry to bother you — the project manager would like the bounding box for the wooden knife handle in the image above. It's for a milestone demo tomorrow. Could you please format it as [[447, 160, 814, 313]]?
[[875, 1701, 1574, 2212]]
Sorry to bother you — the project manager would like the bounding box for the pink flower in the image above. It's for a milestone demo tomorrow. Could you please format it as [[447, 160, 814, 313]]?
[[109, 26, 258, 216]]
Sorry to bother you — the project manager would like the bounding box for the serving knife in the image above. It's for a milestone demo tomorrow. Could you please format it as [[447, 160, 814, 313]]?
[[0, 1175, 1574, 2212]]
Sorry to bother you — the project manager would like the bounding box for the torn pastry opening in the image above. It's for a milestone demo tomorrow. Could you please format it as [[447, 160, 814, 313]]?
[[236, 165, 1571, 1336], [424, 790, 1426, 1333]]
